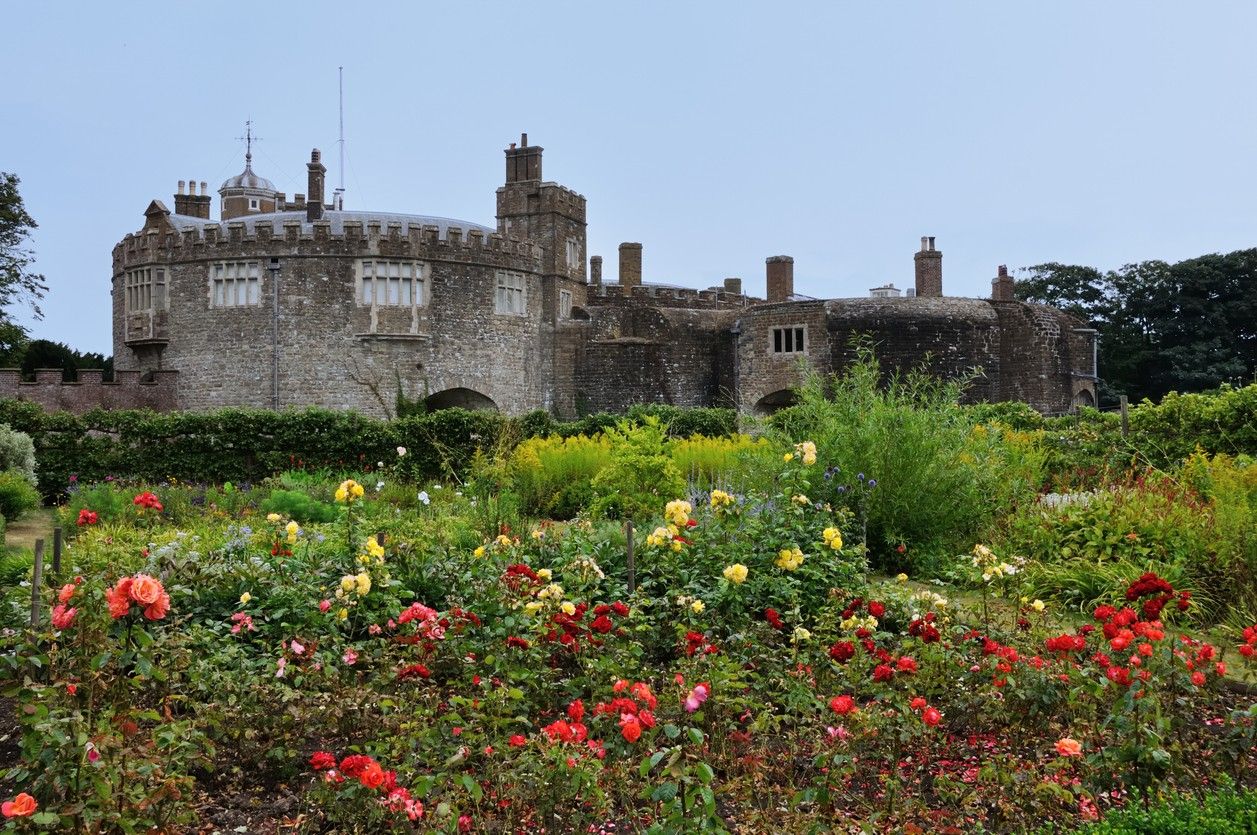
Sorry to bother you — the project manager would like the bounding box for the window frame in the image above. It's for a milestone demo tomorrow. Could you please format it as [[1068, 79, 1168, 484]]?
[[559, 289, 573, 319], [770, 325, 807, 355], [124, 266, 166, 315], [495, 271, 527, 316], [210, 261, 263, 309], [357, 260, 426, 308]]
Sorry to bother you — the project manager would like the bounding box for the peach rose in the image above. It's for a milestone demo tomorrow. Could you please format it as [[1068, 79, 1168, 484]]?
[[58, 583, 77, 604], [1055, 737, 1083, 757], [129, 574, 163, 606], [1, 792, 37, 818]]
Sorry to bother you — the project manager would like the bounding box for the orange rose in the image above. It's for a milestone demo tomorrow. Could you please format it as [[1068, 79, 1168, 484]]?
[[359, 760, 386, 789], [1055, 737, 1083, 757], [129, 574, 163, 606], [58, 583, 76, 604], [106, 578, 134, 619], [143, 591, 171, 621], [2, 792, 37, 817]]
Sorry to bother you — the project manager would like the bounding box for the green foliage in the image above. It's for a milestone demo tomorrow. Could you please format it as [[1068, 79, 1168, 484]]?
[[14, 338, 112, 382], [0, 171, 48, 322], [509, 434, 610, 520], [1009, 457, 1256, 624], [0, 468, 40, 521], [0, 421, 36, 485], [589, 418, 685, 521], [260, 488, 338, 524], [1068, 780, 1257, 834], [669, 434, 775, 492], [1017, 251, 1256, 405], [769, 344, 1043, 572]]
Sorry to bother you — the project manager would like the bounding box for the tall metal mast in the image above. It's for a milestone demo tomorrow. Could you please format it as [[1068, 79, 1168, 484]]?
[[335, 67, 345, 210]]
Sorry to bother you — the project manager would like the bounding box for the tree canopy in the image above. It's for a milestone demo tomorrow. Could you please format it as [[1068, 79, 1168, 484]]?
[[1017, 250, 1256, 404]]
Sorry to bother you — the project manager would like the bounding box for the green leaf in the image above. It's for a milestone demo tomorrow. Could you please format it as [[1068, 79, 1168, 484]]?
[[695, 762, 714, 785], [31, 811, 61, 826], [687, 727, 704, 745], [651, 782, 678, 803], [664, 724, 680, 740]]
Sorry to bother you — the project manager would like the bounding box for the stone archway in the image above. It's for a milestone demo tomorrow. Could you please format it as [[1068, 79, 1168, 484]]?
[[1072, 388, 1095, 409], [753, 389, 798, 415], [424, 387, 498, 412]]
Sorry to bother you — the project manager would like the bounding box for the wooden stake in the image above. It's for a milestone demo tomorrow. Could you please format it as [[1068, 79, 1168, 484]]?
[[30, 539, 44, 628], [1119, 395, 1129, 438], [625, 521, 636, 595], [52, 527, 63, 575]]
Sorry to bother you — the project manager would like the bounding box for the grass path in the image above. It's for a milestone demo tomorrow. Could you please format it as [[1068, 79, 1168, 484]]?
[[4, 508, 56, 553]]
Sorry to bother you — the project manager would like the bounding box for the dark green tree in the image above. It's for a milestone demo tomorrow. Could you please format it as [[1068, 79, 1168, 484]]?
[[0, 173, 48, 365], [1017, 250, 1257, 404]]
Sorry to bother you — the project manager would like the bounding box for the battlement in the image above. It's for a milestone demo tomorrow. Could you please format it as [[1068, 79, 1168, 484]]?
[[587, 283, 750, 310], [113, 211, 543, 272], [0, 368, 178, 414]]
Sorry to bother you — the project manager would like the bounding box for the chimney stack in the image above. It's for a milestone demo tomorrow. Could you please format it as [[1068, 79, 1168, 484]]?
[[307, 149, 326, 222], [504, 132, 543, 183], [766, 256, 794, 303], [174, 181, 191, 215], [991, 264, 1015, 302], [723, 277, 742, 295], [590, 255, 603, 286], [913, 236, 942, 297], [618, 243, 642, 289]]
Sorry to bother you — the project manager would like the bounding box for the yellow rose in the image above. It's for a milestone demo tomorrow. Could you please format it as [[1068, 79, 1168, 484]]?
[[829, 532, 844, 551], [286, 521, 300, 543], [473, 546, 486, 558], [366, 536, 384, 559], [560, 601, 576, 616], [722, 563, 748, 584], [691, 599, 704, 614], [340, 575, 356, 592], [536, 568, 553, 581], [337, 607, 349, 620], [792, 626, 811, 642], [783, 452, 794, 462], [524, 601, 543, 615], [239, 592, 252, 605], [266, 513, 282, 523], [1032, 599, 1046, 612], [355, 572, 372, 596], [896, 573, 909, 583]]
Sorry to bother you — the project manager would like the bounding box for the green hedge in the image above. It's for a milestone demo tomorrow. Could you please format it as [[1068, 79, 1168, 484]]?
[[0, 400, 740, 498], [1061, 781, 1257, 834]]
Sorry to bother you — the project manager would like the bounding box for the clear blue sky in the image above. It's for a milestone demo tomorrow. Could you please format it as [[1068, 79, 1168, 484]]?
[[5, 2, 1255, 356]]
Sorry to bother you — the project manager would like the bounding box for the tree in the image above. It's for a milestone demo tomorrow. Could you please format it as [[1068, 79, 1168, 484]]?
[[0, 173, 47, 354], [1017, 250, 1257, 404]]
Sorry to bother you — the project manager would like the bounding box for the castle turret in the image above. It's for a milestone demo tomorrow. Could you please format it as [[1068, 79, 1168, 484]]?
[[590, 255, 603, 286], [219, 123, 279, 220], [914, 236, 942, 297]]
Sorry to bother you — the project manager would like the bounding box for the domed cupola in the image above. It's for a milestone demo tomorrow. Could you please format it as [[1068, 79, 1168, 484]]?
[[219, 124, 280, 219]]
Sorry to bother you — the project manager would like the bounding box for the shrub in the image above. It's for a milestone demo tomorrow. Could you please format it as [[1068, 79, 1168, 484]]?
[[769, 343, 1039, 571], [1067, 780, 1257, 834], [589, 418, 685, 521], [669, 434, 775, 492], [0, 469, 40, 522], [509, 434, 610, 519], [260, 488, 338, 524], [0, 422, 36, 486]]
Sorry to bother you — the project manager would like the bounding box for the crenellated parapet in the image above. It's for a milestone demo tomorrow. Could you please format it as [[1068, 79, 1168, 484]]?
[[113, 212, 543, 275], [0, 369, 178, 414], [587, 283, 750, 310]]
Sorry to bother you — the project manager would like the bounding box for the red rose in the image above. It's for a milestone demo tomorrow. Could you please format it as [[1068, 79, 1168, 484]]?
[[309, 751, 337, 770]]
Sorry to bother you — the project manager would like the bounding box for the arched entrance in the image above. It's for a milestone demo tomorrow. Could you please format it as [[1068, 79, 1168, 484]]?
[[753, 389, 798, 415], [424, 388, 498, 412]]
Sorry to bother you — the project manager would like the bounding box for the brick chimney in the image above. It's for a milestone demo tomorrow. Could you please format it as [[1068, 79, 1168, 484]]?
[[590, 255, 603, 286], [504, 132, 543, 183], [766, 256, 794, 302], [914, 236, 942, 297], [191, 181, 211, 219], [723, 277, 742, 295], [619, 242, 642, 288], [306, 149, 326, 222], [173, 180, 192, 215], [991, 264, 1015, 301]]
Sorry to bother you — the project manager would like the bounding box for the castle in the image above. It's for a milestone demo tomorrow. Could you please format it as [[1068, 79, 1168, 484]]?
[[12, 134, 1099, 417]]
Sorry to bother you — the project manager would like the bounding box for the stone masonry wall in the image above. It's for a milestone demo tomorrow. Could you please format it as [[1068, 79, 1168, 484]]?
[[0, 369, 177, 414], [113, 216, 548, 417]]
